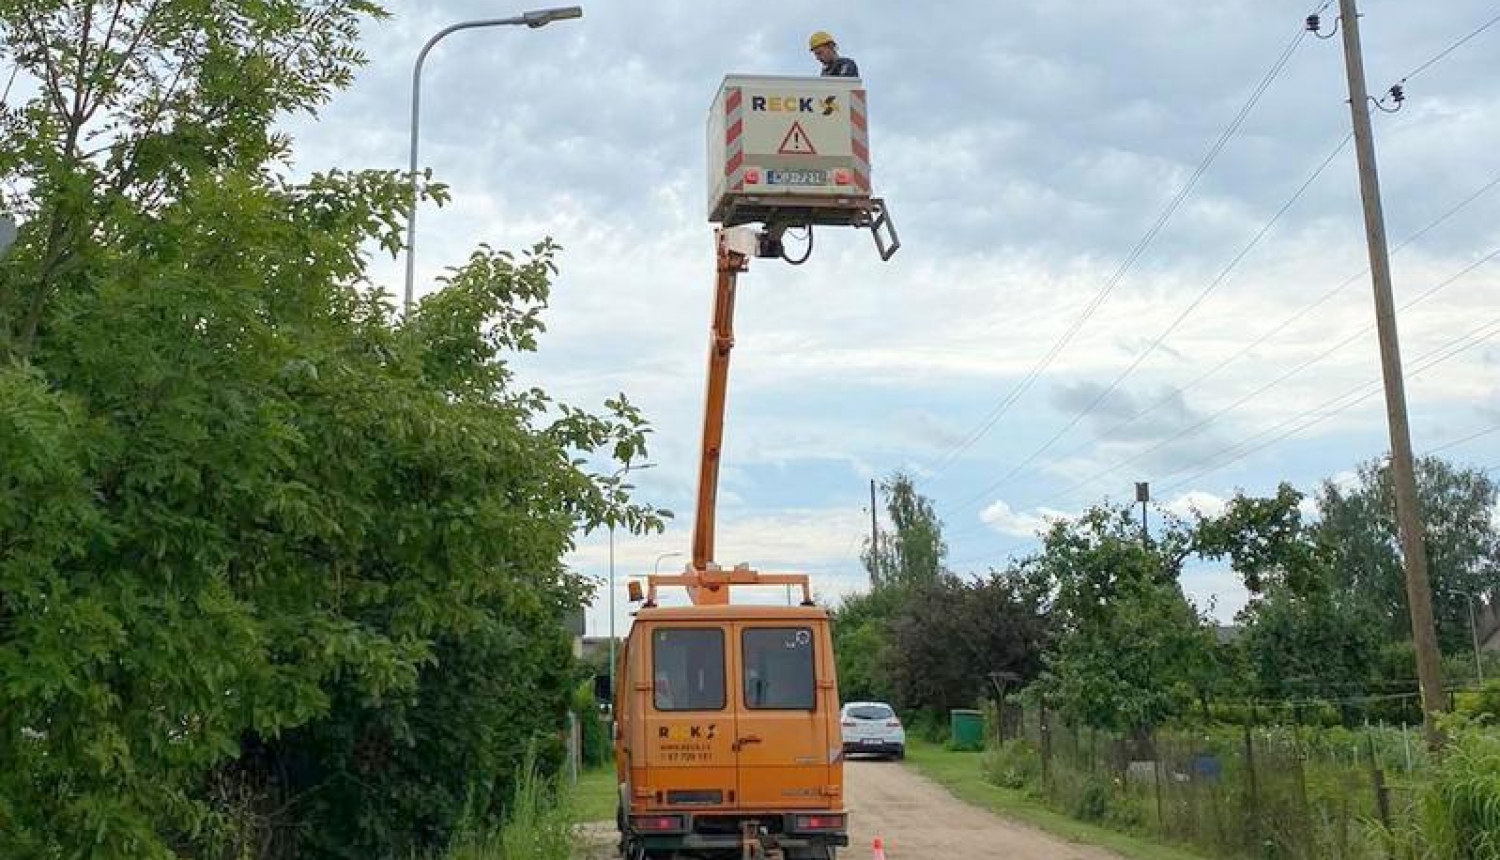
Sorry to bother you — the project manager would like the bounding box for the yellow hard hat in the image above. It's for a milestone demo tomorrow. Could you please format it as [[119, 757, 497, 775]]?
[[808, 30, 836, 51]]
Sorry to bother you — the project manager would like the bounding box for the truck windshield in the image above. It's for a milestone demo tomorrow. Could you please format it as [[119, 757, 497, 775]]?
[[742, 627, 815, 710], [653, 628, 725, 711]]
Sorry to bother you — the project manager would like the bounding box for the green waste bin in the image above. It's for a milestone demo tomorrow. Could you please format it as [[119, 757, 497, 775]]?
[[949, 709, 984, 751]]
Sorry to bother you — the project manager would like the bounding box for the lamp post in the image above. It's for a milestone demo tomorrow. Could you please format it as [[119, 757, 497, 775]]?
[[404, 6, 583, 314], [654, 551, 684, 575], [1446, 589, 1485, 682], [0, 213, 16, 254], [608, 462, 654, 685]]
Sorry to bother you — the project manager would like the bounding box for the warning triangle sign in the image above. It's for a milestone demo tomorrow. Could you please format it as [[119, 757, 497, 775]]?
[[777, 121, 818, 155]]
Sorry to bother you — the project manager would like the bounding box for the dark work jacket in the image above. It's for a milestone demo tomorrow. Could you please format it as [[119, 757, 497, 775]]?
[[821, 56, 860, 77]]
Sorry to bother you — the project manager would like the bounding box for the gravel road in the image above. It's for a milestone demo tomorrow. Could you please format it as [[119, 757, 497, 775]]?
[[576, 758, 1127, 859], [843, 757, 1124, 860]]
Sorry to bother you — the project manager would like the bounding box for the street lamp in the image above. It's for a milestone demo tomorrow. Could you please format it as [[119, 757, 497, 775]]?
[[403, 6, 583, 314], [608, 461, 654, 684], [0, 213, 16, 254], [654, 551, 684, 575], [1445, 589, 1485, 682]]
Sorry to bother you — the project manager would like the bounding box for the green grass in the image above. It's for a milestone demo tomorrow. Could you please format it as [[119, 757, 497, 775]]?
[[443, 750, 576, 860], [572, 766, 617, 825], [901, 739, 1211, 860]]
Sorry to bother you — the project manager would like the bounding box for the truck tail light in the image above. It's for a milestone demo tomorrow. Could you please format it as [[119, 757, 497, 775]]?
[[744, 169, 761, 185], [794, 814, 846, 832], [631, 815, 685, 833]]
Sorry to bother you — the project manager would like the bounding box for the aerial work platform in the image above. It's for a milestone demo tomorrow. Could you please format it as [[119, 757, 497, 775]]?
[[706, 74, 898, 261]]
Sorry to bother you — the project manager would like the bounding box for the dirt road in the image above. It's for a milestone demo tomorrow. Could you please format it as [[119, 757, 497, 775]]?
[[843, 758, 1123, 860], [578, 759, 1126, 859]]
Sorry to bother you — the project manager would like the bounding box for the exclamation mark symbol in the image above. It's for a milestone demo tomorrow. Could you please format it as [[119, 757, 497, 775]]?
[[777, 121, 818, 155]]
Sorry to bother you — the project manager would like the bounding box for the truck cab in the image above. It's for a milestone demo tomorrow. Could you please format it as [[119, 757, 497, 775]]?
[[613, 601, 846, 859]]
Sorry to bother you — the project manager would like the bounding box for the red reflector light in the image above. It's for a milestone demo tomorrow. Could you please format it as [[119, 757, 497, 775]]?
[[745, 169, 761, 184], [632, 815, 684, 832], [794, 814, 846, 832], [833, 169, 851, 186]]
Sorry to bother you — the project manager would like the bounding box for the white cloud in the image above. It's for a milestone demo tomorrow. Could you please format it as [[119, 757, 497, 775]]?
[[979, 499, 1071, 538], [262, 0, 1500, 627], [1180, 565, 1250, 625], [1165, 490, 1227, 519]]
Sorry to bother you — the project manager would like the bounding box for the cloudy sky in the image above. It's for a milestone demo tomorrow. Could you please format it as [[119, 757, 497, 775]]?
[[284, 0, 1500, 632]]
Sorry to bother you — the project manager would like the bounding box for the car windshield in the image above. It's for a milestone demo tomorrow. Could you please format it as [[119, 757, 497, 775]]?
[[847, 705, 893, 720]]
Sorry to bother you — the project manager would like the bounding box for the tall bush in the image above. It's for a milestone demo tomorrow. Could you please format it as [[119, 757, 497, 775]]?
[[0, 5, 663, 858]]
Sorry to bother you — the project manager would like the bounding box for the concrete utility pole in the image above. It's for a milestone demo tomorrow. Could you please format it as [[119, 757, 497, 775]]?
[[1336, 0, 1445, 748], [869, 478, 880, 586]]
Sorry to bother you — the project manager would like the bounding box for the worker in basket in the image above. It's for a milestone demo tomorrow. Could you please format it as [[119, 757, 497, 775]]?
[[809, 30, 859, 77]]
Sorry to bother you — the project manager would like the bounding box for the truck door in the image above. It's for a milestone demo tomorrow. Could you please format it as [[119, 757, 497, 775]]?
[[642, 626, 737, 810], [732, 624, 832, 809]]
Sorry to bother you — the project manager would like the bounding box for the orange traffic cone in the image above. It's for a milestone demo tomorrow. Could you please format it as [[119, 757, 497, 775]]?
[[872, 836, 888, 860]]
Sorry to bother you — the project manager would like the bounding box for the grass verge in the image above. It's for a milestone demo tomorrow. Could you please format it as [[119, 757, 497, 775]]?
[[572, 766, 616, 825], [441, 751, 578, 860], [901, 739, 1209, 860]]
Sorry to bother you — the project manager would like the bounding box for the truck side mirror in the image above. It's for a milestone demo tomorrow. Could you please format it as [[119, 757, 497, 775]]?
[[593, 673, 613, 703]]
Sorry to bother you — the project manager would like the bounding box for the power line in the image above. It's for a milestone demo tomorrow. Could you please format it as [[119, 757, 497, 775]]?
[[947, 541, 1037, 570], [1036, 170, 1500, 476], [1048, 245, 1500, 503], [942, 131, 1355, 518], [1427, 422, 1500, 456], [1396, 8, 1500, 86], [923, 19, 1314, 478], [1158, 315, 1500, 494]]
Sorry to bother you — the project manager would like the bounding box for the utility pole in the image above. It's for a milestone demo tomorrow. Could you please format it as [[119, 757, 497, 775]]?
[[868, 479, 881, 587], [1335, 0, 1445, 748]]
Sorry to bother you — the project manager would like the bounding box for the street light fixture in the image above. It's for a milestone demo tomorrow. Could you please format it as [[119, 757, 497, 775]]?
[[654, 551, 684, 575], [403, 6, 583, 314], [608, 461, 654, 684], [0, 213, 16, 254], [1445, 589, 1485, 682]]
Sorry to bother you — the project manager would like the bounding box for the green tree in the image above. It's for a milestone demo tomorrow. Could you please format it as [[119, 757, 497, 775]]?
[[1195, 485, 1385, 706], [882, 572, 1048, 715], [838, 473, 950, 704], [1236, 584, 1384, 702], [0, 4, 663, 858], [1315, 457, 1498, 652], [1029, 505, 1215, 732], [1194, 482, 1327, 595], [861, 472, 946, 589]]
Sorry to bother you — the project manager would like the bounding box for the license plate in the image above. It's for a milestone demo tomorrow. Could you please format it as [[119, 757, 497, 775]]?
[[766, 169, 828, 187], [860, 738, 881, 745]]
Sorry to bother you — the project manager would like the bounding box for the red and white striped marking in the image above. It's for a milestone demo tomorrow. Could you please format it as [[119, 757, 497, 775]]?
[[850, 89, 870, 193], [725, 87, 745, 191]]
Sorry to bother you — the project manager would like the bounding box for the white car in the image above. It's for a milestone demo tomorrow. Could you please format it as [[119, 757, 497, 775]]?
[[840, 701, 905, 759]]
